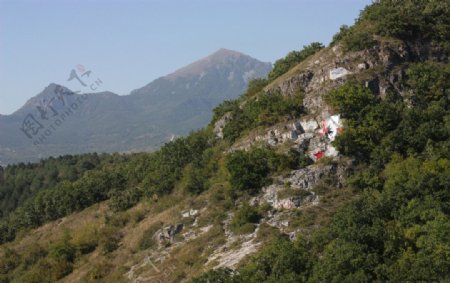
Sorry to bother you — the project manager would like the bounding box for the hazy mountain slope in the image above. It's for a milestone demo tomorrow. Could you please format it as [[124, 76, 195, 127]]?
[[0, 49, 271, 164], [128, 48, 272, 132]]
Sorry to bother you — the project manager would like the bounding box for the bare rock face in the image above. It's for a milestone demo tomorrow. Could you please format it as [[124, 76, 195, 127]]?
[[231, 114, 342, 162], [275, 70, 314, 97], [265, 43, 368, 115], [284, 162, 349, 190], [154, 224, 184, 245], [213, 112, 233, 139], [256, 184, 319, 210], [252, 159, 351, 211], [181, 209, 198, 218]]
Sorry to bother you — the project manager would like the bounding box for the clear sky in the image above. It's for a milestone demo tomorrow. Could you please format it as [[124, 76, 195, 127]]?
[[0, 0, 372, 115]]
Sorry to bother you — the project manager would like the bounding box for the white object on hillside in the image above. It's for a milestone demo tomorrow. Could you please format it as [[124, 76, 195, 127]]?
[[329, 67, 351, 80], [323, 114, 342, 141]]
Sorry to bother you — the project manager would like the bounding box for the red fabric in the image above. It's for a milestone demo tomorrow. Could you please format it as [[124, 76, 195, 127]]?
[[314, 151, 324, 160]]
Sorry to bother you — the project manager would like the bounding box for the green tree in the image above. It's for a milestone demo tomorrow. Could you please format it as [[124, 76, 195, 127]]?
[[268, 42, 324, 81]]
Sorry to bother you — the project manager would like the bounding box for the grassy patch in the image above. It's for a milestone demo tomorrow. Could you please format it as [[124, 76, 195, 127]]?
[[256, 223, 285, 243]]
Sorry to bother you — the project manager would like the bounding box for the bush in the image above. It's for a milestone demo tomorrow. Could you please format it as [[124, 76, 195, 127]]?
[[86, 260, 114, 281], [406, 62, 450, 106], [181, 164, 207, 195], [22, 243, 47, 268], [98, 226, 122, 254], [226, 147, 305, 194], [341, 26, 376, 51], [361, 0, 450, 42], [141, 129, 210, 197], [20, 258, 54, 283], [131, 208, 148, 223], [239, 238, 312, 282], [226, 150, 270, 193], [332, 1, 450, 51], [71, 225, 98, 255], [230, 204, 261, 234], [268, 42, 324, 81], [0, 248, 20, 274], [331, 25, 350, 45], [49, 234, 76, 263], [108, 186, 143, 212], [244, 78, 269, 97], [48, 258, 73, 280], [211, 100, 240, 125], [192, 268, 236, 283], [326, 83, 377, 120]]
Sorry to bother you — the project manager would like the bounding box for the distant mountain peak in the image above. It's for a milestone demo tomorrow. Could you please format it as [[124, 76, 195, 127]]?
[[30, 83, 71, 100], [165, 48, 262, 80], [40, 83, 68, 95], [210, 48, 244, 58]]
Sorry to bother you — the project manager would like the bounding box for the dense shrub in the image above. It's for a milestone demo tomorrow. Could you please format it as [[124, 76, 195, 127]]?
[[268, 42, 324, 81], [181, 164, 208, 195], [211, 100, 240, 125], [0, 153, 105, 218], [405, 61, 450, 106], [192, 268, 237, 283], [332, 0, 450, 51], [71, 225, 99, 255], [244, 78, 269, 97], [361, 0, 450, 42], [226, 147, 311, 194], [226, 149, 271, 193], [230, 204, 261, 234], [98, 225, 122, 254], [108, 186, 143, 212], [239, 238, 312, 282], [141, 129, 210, 196], [0, 248, 20, 274], [49, 233, 76, 263]]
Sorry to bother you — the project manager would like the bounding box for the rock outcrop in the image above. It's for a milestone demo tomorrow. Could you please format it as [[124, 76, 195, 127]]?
[[230, 113, 342, 161], [154, 224, 184, 245], [213, 112, 233, 139], [251, 158, 351, 211]]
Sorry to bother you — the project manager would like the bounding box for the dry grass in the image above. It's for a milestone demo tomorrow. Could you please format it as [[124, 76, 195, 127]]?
[[264, 46, 334, 91]]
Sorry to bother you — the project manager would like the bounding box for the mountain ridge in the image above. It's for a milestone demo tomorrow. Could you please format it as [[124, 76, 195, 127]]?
[[0, 48, 271, 164]]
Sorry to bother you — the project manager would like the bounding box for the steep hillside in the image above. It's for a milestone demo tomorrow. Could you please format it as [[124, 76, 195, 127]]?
[[0, 49, 271, 165], [0, 1, 448, 282]]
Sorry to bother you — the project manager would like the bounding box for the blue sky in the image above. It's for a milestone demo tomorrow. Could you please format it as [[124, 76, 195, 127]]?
[[0, 0, 372, 115]]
